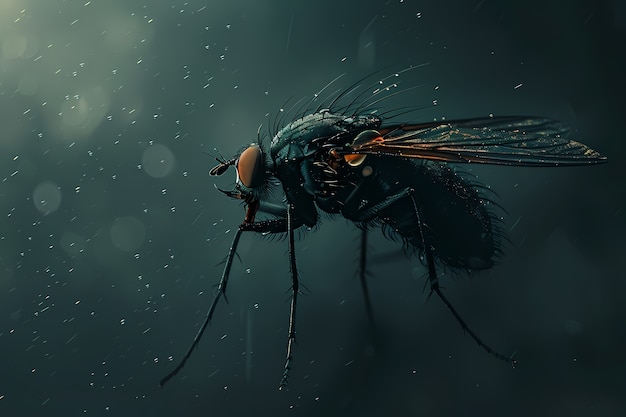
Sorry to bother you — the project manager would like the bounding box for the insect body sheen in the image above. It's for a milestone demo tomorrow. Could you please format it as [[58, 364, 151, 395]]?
[[160, 71, 606, 389]]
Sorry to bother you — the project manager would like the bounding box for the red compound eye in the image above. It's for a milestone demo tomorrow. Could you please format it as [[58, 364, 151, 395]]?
[[236, 145, 264, 188]]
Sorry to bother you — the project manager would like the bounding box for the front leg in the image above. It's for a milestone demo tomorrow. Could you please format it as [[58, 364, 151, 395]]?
[[279, 204, 300, 389], [160, 227, 244, 387], [160, 205, 305, 387], [242, 205, 303, 389]]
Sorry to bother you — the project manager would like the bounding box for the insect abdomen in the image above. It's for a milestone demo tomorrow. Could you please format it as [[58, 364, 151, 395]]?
[[343, 158, 498, 271]]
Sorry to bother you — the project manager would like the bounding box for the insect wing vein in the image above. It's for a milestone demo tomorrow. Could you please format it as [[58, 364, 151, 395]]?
[[347, 116, 606, 166]]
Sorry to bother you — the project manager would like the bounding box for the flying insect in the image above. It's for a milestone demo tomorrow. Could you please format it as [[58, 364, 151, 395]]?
[[160, 69, 607, 389]]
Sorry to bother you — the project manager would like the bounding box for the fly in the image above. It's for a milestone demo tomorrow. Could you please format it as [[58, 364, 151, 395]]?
[[159, 69, 607, 389]]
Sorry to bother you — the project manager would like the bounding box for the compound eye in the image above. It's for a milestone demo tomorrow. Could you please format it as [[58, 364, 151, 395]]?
[[236, 145, 264, 188]]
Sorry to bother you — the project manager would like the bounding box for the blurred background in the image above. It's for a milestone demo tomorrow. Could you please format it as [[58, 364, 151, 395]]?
[[1, 0, 624, 415]]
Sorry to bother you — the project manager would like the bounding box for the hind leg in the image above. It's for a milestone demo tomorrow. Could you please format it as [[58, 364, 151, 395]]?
[[346, 187, 515, 366]]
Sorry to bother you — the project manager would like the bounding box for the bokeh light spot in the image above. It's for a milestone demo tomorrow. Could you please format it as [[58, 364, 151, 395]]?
[[142, 144, 175, 178], [110, 216, 146, 252], [33, 181, 62, 214]]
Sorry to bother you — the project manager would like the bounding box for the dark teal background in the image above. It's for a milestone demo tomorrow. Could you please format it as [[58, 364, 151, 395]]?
[[1, 0, 624, 415]]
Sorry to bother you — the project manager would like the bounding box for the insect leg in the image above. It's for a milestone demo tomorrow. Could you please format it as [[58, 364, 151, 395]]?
[[160, 213, 303, 387], [358, 228, 376, 329], [258, 200, 288, 218], [160, 227, 244, 387], [341, 182, 377, 328], [279, 204, 299, 390], [345, 187, 414, 222], [409, 191, 516, 366], [344, 188, 414, 329], [240, 210, 305, 389], [345, 187, 515, 366]]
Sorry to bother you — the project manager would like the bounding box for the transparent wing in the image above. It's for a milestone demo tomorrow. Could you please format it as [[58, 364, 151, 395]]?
[[342, 116, 607, 166]]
